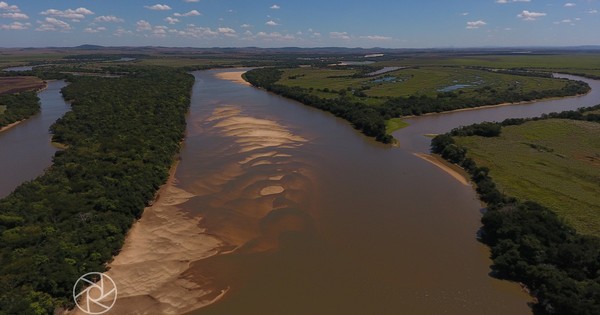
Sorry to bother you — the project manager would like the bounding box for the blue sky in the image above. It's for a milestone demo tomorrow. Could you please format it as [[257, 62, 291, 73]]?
[[0, 0, 599, 48]]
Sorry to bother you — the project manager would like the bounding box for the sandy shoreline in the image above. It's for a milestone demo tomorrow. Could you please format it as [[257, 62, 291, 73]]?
[[0, 82, 49, 134], [0, 120, 24, 133], [415, 153, 470, 186], [215, 71, 251, 86], [68, 161, 226, 315]]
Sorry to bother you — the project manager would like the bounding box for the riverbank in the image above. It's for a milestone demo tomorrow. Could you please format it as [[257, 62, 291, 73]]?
[[403, 89, 591, 119], [0, 81, 48, 133], [414, 153, 470, 186], [0, 119, 24, 133], [70, 160, 226, 314]]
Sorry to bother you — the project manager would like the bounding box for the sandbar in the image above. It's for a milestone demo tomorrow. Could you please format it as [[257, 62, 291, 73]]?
[[215, 71, 251, 86], [415, 153, 470, 186]]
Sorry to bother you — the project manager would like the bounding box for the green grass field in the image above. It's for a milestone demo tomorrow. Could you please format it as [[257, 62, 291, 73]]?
[[374, 54, 600, 78], [455, 119, 600, 236], [385, 118, 409, 134]]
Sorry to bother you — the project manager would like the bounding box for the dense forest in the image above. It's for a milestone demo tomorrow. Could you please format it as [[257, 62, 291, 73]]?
[[431, 105, 600, 315], [0, 92, 40, 130], [0, 67, 194, 314], [244, 67, 590, 143]]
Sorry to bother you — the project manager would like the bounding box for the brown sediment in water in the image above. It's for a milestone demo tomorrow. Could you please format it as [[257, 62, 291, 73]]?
[[415, 153, 470, 186], [214, 71, 250, 86], [68, 161, 226, 315], [68, 103, 315, 314]]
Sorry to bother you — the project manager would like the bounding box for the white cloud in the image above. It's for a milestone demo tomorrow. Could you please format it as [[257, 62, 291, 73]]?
[[0, 21, 30, 30], [265, 20, 279, 26], [174, 10, 201, 17], [94, 15, 123, 23], [1, 12, 27, 19], [270, 4, 280, 9], [360, 35, 392, 41], [564, 3, 576, 7], [330, 31, 350, 40], [461, 12, 469, 16], [114, 27, 133, 37], [136, 20, 152, 31], [40, 8, 94, 21], [164, 17, 180, 24], [256, 31, 294, 41], [589, 9, 598, 14], [145, 4, 172, 11], [241, 23, 252, 28], [518, 10, 546, 21], [174, 24, 219, 38], [218, 27, 237, 37], [466, 20, 487, 29], [0, 1, 19, 12], [36, 17, 71, 31], [84, 26, 106, 33], [152, 25, 169, 37]]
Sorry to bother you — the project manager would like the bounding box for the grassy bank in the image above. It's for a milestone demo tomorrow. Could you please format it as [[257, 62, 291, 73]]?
[[455, 119, 600, 236], [431, 106, 600, 315]]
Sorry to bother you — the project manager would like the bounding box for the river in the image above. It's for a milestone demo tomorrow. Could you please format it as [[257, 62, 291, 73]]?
[[0, 80, 69, 198], [2, 72, 598, 314]]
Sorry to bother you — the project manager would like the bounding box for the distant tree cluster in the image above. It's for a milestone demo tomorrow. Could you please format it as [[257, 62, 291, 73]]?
[[0, 91, 40, 129], [432, 105, 600, 315], [244, 67, 590, 143], [0, 66, 194, 314]]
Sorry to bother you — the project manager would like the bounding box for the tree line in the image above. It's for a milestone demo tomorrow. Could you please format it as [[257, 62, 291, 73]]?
[[244, 67, 590, 143], [0, 92, 40, 130], [0, 66, 194, 314], [431, 104, 600, 315]]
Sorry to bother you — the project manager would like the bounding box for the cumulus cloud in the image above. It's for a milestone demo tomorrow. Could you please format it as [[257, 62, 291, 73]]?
[[265, 20, 279, 26], [256, 31, 294, 41], [589, 9, 598, 14], [173, 24, 219, 38], [564, 3, 576, 7], [145, 4, 172, 11], [40, 8, 94, 22], [518, 10, 546, 21], [36, 17, 71, 31], [240, 23, 252, 28], [164, 17, 180, 24], [136, 20, 152, 31], [1, 12, 28, 19], [466, 20, 487, 29], [84, 26, 106, 33], [94, 15, 123, 23], [0, 21, 30, 30], [174, 10, 201, 17], [218, 27, 237, 37], [114, 27, 133, 37], [360, 35, 392, 40], [330, 31, 350, 40], [270, 4, 280, 9], [0, 1, 19, 12]]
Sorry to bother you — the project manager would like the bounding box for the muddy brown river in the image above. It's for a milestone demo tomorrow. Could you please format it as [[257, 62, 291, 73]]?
[[2, 72, 599, 315]]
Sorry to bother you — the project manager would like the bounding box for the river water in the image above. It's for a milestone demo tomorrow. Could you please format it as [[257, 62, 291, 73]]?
[[0, 80, 69, 198], [1, 72, 598, 314]]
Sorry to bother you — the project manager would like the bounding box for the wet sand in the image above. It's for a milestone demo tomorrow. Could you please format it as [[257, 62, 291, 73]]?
[[0, 120, 24, 133], [415, 153, 470, 186], [69, 162, 226, 315], [214, 71, 251, 86]]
